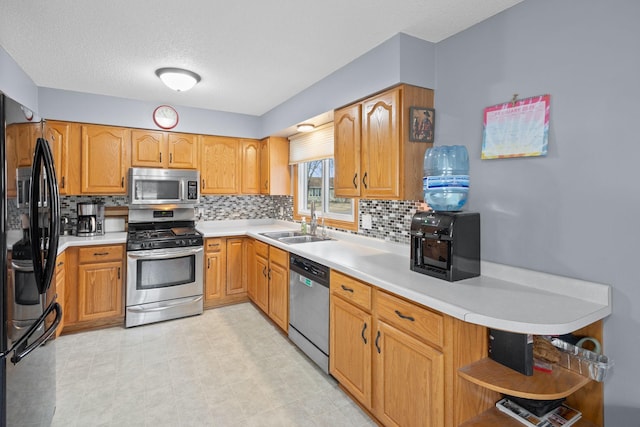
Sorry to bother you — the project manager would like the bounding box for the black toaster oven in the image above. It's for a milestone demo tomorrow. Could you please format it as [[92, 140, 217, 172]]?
[[410, 211, 480, 281]]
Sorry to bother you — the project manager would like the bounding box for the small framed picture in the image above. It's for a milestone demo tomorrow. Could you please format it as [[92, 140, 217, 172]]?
[[409, 107, 435, 143]]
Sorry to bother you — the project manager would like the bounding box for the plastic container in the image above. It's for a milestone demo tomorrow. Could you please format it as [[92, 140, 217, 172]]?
[[300, 217, 307, 234], [550, 338, 613, 382], [423, 145, 469, 211]]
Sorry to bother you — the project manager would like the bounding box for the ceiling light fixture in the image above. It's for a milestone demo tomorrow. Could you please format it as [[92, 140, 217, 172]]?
[[296, 123, 315, 132], [155, 67, 201, 92]]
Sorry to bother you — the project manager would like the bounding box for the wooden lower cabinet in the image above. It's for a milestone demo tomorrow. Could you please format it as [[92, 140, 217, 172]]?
[[63, 244, 125, 332], [330, 270, 491, 427], [330, 295, 372, 407], [54, 252, 66, 337], [373, 320, 444, 427], [247, 239, 289, 332], [252, 240, 270, 313], [203, 237, 249, 308], [267, 246, 289, 332]]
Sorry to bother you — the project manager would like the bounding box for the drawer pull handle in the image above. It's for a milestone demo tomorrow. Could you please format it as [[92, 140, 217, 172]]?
[[207, 258, 211, 269], [160, 152, 162, 163], [94, 252, 109, 256], [117, 267, 121, 280], [361, 322, 368, 344], [341, 284, 354, 293], [363, 172, 368, 189], [395, 310, 415, 322], [262, 266, 267, 277], [121, 177, 124, 188], [57, 261, 64, 267], [375, 330, 381, 354], [170, 153, 173, 163], [352, 173, 358, 189]]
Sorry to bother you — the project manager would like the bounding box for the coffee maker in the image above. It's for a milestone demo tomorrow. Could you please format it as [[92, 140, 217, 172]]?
[[76, 202, 105, 236]]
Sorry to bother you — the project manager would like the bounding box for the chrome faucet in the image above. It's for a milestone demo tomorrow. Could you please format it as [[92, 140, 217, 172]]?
[[310, 201, 318, 236]]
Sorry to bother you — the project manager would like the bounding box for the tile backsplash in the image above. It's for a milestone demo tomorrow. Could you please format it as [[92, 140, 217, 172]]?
[[8, 194, 419, 244]]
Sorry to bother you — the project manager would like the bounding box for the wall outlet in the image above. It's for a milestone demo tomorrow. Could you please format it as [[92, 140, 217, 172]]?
[[361, 214, 372, 230]]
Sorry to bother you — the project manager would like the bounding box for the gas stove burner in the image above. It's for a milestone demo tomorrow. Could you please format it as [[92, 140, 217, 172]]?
[[126, 220, 203, 251]]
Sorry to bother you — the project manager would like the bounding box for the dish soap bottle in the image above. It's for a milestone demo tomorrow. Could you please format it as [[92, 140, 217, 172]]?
[[300, 217, 307, 234]]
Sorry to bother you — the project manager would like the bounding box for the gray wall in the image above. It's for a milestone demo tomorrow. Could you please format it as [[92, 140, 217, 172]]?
[[434, 0, 639, 421]]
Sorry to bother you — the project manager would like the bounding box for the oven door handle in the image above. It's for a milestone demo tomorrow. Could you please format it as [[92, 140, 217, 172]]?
[[127, 295, 203, 313], [127, 247, 203, 260]]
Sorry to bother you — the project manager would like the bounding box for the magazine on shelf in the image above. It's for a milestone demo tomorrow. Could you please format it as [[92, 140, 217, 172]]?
[[496, 398, 582, 427]]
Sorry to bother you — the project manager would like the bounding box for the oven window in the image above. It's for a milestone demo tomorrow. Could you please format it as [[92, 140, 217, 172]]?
[[134, 180, 180, 201], [421, 239, 450, 270], [136, 254, 196, 290]]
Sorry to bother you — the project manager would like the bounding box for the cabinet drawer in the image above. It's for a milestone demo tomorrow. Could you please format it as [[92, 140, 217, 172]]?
[[376, 290, 443, 347], [269, 246, 288, 266], [255, 240, 269, 258], [330, 270, 371, 312], [205, 238, 223, 252], [78, 245, 123, 263]]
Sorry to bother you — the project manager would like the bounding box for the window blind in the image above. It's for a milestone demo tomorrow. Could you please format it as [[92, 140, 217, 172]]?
[[288, 122, 334, 164]]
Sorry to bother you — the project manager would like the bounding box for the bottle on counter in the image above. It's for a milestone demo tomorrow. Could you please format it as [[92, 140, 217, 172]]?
[[300, 217, 307, 234]]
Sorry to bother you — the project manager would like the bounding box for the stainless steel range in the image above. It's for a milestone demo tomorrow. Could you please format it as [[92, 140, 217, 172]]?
[[125, 207, 204, 327]]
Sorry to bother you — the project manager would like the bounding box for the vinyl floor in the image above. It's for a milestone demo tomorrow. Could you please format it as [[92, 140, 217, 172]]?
[[51, 302, 376, 427]]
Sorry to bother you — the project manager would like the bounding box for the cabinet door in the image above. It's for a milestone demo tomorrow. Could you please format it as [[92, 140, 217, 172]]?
[[361, 88, 400, 198], [259, 137, 290, 196], [6, 125, 18, 198], [45, 121, 80, 195], [334, 104, 362, 197], [54, 253, 66, 337], [81, 125, 130, 194], [241, 139, 260, 194], [77, 261, 123, 322], [245, 239, 257, 301], [255, 254, 269, 313], [131, 129, 166, 168], [200, 136, 239, 194], [330, 296, 372, 407], [16, 123, 39, 167], [204, 251, 224, 302], [226, 238, 247, 295], [168, 133, 198, 169], [268, 250, 288, 332], [373, 320, 444, 427]]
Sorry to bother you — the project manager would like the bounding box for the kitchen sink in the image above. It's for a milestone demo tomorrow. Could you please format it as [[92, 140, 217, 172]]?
[[259, 231, 306, 239], [278, 235, 333, 244], [259, 231, 333, 244]]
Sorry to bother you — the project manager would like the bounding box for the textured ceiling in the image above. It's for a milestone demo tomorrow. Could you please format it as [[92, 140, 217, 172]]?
[[0, 0, 522, 116]]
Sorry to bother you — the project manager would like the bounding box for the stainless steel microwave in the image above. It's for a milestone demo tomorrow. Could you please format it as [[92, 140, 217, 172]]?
[[128, 167, 199, 208], [16, 166, 48, 209]]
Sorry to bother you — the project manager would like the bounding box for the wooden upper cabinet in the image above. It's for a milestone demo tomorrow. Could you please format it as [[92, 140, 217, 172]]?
[[200, 136, 240, 194], [334, 104, 362, 197], [81, 124, 130, 194], [131, 130, 198, 169], [334, 84, 434, 200], [240, 139, 260, 194], [167, 133, 198, 169], [361, 88, 400, 198], [45, 120, 81, 195], [131, 129, 165, 168], [6, 124, 19, 198], [16, 122, 39, 167], [259, 136, 290, 195]]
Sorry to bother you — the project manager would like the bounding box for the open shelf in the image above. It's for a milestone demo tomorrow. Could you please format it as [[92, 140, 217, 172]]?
[[459, 407, 598, 427], [458, 358, 591, 400]]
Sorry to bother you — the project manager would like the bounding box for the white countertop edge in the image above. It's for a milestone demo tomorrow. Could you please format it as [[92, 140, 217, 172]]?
[[464, 305, 613, 336], [481, 261, 611, 306]]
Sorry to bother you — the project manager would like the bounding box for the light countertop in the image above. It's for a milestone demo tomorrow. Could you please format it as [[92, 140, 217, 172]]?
[[6, 219, 612, 335]]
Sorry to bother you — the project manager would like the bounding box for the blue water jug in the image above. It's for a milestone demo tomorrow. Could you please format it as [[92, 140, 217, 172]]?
[[423, 145, 469, 211]]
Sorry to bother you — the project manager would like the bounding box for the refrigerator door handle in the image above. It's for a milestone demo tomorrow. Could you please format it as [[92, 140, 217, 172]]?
[[0, 301, 61, 361], [29, 137, 60, 294], [10, 302, 62, 364]]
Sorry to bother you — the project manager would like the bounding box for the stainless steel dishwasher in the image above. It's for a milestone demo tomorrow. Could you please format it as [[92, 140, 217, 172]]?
[[289, 254, 330, 374]]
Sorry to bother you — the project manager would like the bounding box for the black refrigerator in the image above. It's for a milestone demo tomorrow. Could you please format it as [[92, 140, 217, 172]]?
[[1, 94, 62, 426]]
